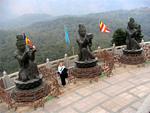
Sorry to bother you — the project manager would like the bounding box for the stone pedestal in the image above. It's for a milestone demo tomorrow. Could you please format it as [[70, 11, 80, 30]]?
[[120, 48, 145, 65], [14, 74, 43, 90], [12, 74, 50, 103], [12, 82, 49, 102], [72, 59, 101, 78], [72, 65, 101, 78], [75, 59, 97, 68]]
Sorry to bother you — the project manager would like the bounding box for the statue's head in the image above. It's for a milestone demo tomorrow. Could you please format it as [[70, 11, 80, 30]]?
[[129, 17, 135, 23], [78, 24, 86, 37], [16, 35, 26, 52]]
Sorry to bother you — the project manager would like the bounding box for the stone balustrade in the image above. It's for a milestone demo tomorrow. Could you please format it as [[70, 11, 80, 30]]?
[[0, 41, 150, 90]]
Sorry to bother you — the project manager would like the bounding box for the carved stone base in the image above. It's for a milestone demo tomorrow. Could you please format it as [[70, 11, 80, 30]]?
[[12, 82, 49, 103], [14, 74, 43, 90], [75, 59, 97, 68], [120, 49, 145, 65], [71, 65, 101, 78]]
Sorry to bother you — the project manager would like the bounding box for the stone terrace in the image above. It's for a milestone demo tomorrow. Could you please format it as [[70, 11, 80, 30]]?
[[1, 63, 150, 113]]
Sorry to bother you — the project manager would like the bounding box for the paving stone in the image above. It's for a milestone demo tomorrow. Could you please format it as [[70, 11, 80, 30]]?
[[73, 92, 109, 112], [44, 93, 81, 112], [101, 84, 123, 96], [131, 101, 143, 110], [0, 103, 9, 113], [75, 81, 110, 97], [129, 85, 150, 98], [144, 82, 150, 88], [88, 106, 109, 113], [103, 73, 132, 84], [102, 93, 138, 112], [101, 100, 122, 112], [102, 81, 134, 97], [31, 109, 48, 113], [121, 107, 137, 113], [128, 76, 150, 85], [114, 93, 138, 106], [136, 94, 150, 113], [57, 107, 78, 113]]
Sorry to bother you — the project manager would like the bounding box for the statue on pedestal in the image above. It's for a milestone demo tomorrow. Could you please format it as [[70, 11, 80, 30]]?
[[120, 18, 145, 65], [14, 35, 42, 90], [72, 24, 101, 78], [126, 17, 143, 50], [75, 24, 98, 68], [12, 34, 50, 104], [77, 24, 95, 61]]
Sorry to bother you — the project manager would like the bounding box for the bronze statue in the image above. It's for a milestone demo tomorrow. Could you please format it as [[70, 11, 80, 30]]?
[[14, 35, 39, 82], [126, 17, 143, 50], [76, 24, 95, 61]]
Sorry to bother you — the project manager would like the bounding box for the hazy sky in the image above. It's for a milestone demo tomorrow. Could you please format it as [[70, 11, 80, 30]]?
[[0, 0, 150, 19]]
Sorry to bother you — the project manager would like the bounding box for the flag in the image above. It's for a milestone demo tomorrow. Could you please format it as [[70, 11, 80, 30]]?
[[64, 26, 70, 47], [22, 33, 34, 48], [25, 36, 33, 48], [99, 21, 111, 33]]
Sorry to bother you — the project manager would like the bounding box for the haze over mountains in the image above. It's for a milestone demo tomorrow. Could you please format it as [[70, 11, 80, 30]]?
[[0, 7, 150, 73], [0, 14, 54, 29]]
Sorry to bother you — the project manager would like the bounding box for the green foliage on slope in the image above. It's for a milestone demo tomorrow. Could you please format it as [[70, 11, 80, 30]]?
[[0, 8, 150, 74]]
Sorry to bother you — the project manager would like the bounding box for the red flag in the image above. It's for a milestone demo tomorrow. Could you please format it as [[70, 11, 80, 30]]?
[[99, 21, 111, 33]]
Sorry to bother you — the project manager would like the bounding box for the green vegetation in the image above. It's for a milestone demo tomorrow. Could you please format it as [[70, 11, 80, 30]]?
[[0, 8, 150, 74], [112, 28, 127, 46]]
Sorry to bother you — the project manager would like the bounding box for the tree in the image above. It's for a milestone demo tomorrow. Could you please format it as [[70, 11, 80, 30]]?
[[112, 28, 127, 46]]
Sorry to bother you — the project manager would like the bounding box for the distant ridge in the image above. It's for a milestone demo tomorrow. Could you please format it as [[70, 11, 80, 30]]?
[[0, 7, 150, 73], [0, 14, 54, 29]]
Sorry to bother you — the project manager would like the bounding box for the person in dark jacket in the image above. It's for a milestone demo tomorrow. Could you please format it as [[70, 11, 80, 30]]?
[[57, 62, 68, 86]]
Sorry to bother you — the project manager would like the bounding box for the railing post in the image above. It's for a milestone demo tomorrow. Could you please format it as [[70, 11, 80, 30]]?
[[141, 39, 145, 48], [98, 46, 101, 50], [64, 53, 69, 68], [3, 70, 7, 76], [112, 43, 116, 55], [46, 58, 51, 68], [2, 70, 15, 89], [2, 70, 7, 88], [0, 71, 6, 88], [98, 46, 102, 55]]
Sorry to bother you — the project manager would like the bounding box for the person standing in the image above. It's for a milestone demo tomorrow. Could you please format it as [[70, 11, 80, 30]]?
[[57, 62, 68, 86]]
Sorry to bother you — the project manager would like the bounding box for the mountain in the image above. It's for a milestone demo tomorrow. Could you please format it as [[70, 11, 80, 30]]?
[[0, 14, 54, 29], [0, 7, 150, 73]]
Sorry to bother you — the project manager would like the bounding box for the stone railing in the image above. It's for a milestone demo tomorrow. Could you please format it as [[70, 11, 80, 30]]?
[[6, 41, 150, 79], [0, 41, 150, 89], [7, 45, 124, 79]]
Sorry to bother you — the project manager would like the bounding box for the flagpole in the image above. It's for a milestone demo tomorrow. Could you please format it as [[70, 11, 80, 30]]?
[[64, 25, 67, 54], [72, 46, 75, 55], [72, 29, 77, 56]]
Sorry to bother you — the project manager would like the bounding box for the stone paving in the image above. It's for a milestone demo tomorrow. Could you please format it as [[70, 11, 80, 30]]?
[[1, 64, 150, 113]]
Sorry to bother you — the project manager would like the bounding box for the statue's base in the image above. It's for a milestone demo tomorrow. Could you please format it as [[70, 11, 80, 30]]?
[[75, 59, 97, 68], [14, 74, 43, 90], [120, 49, 145, 65], [71, 65, 101, 78], [12, 82, 49, 103]]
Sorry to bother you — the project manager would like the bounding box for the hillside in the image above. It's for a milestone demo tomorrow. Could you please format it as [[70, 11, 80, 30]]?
[[0, 14, 54, 29], [0, 7, 150, 74]]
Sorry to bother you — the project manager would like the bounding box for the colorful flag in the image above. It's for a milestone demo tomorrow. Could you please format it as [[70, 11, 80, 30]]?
[[64, 26, 70, 47], [22, 33, 34, 48], [99, 21, 111, 33], [25, 36, 33, 48]]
